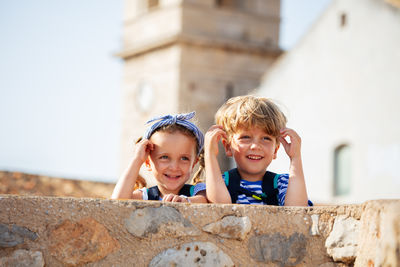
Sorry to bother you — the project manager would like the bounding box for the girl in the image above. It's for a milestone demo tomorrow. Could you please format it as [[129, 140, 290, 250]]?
[[111, 112, 207, 203]]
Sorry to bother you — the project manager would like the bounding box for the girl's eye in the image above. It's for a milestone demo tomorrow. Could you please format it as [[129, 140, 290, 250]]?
[[160, 155, 169, 160], [181, 156, 190, 161], [239, 135, 250, 139], [263, 136, 272, 141]]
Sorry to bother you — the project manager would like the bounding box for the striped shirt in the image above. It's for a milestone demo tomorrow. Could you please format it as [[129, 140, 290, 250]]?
[[222, 173, 312, 206]]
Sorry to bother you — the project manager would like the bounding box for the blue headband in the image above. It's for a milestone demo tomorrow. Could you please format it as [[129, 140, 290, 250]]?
[[143, 111, 204, 154]]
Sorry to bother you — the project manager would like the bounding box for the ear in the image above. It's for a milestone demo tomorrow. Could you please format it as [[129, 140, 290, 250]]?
[[145, 158, 152, 171], [222, 139, 233, 157], [192, 157, 199, 168], [273, 143, 280, 159]]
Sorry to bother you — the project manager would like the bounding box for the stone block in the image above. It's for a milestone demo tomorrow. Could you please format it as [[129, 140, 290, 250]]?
[[202, 215, 251, 240], [49, 217, 120, 266], [150, 241, 234, 267]]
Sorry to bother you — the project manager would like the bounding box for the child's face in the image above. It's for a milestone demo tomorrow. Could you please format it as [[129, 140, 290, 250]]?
[[225, 126, 279, 181], [147, 131, 198, 195]]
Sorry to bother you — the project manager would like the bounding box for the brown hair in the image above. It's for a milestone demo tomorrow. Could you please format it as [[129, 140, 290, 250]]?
[[215, 95, 287, 141]]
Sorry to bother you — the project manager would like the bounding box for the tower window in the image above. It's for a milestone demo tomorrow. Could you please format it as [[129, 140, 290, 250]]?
[[148, 0, 159, 9], [333, 144, 352, 196], [340, 13, 347, 28], [215, 0, 242, 9]]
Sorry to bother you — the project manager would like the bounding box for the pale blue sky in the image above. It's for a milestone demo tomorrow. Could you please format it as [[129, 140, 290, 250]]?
[[0, 0, 331, 182]]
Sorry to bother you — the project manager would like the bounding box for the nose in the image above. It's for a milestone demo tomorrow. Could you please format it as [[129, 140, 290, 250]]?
[[168, 159, 179, 171], [250, 140, 262, 150]]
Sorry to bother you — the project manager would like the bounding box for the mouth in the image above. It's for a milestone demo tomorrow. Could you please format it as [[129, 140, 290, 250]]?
[[246, 155, 263, 160], [164, 174, 182, 179]]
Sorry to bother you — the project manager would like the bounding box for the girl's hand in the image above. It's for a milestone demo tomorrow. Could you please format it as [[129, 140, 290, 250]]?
[[133, 138, 154, 163], [205, 125, 227, 156], [162, 194, 190, 203], [278, 128, 302, 160]]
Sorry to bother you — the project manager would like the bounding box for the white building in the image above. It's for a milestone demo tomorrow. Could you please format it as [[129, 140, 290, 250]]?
[[258, 0, 400, 204]]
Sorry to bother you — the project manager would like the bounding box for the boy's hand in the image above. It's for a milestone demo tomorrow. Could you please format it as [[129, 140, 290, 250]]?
[[162, 194, 190, 203], [279, 128, 301, 160], [205, 125, 227, 156], [133, 139, 154, 163]]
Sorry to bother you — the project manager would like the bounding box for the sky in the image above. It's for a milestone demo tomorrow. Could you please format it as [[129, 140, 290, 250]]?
[[0, 0, 331, 183]]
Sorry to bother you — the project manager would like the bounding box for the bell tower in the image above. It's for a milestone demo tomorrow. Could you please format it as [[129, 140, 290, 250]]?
[[118, 0, 282, 171]]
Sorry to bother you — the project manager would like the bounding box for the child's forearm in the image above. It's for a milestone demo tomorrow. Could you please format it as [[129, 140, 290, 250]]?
[[189, 191, 208, 203], [284, 156, 309, 206], [111, 159, 142, 199], [205, 154, 232, 204]]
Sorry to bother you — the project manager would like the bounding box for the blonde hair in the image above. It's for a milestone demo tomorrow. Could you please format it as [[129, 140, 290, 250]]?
[[215, 95, 287, 140]]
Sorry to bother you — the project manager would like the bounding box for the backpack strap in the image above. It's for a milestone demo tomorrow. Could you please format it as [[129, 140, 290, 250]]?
[[225, 168, 243, 204], [178, 184, 194, 197], [147, 184, 194, 201], [262, 171, 279, 205], [147, 186, 160, 200], [224, 168, 279, 205]]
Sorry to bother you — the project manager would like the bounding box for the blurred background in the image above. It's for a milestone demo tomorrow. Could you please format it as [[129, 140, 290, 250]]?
[[1, 0, 399, 203]]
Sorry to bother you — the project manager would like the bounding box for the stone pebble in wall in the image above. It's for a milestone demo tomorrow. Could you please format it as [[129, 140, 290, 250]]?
[[149, 241, 234, 267], [325, 215, 360, 263], [125, 206, 201, 238], [248, 232, 307, 266], [0, 249, 44, 267], [202, 215, 251, 240], [0, 223, 38, 248], [49, 217, 120, 266]]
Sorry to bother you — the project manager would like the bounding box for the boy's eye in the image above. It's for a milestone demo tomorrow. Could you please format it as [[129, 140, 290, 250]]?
[[263, 136, 272, 141], [160, 155, 169, 160], [239, 135, 250, 139]]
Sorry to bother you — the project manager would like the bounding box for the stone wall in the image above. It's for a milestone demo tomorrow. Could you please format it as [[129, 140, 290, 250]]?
[[0, 196, 398, 266]]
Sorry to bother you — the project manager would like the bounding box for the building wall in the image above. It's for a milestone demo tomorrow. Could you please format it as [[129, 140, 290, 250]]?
[[257, 0, 400, 204]]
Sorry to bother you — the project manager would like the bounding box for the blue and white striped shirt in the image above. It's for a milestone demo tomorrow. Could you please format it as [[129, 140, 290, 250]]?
[[229, 173, 289, 206], [222, 172, 312, 206]]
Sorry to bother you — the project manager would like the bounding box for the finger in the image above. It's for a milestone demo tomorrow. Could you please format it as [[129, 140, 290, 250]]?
[[172, 195, 182, 202], [279, 136, 289, 151], [162, 194, 173, 202], [145, 142, 155, 152]]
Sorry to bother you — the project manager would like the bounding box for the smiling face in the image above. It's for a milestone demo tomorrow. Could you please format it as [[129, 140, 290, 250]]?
[[146, 131, 198, 196], [225, 126, 279, 181]]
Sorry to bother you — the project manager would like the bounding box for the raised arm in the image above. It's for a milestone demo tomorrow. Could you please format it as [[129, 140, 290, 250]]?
[[204, 125, 232, 203], [111, 139, 153, 199], [279, 128, 309, 206]]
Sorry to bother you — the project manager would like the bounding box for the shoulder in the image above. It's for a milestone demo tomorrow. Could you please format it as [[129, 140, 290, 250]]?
[[193, 183, 206, 195], [276, 173, 289, 186]]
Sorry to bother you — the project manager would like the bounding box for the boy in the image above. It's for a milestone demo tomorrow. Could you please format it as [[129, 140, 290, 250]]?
[[204, 95, 310, 206]]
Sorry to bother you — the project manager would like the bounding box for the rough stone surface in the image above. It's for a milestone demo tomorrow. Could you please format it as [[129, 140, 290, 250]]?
[[311, 214, 320, 236], [248, 232, 307, 266], [149, 241, 234, 267], [355, 200, 400, 267], [0, 224, 38, 248], [49, 217, 120, 266], [202, 215, 251, 240], [125, 206, 201, 238], [325, 215, 360, 263], [0, 249, 44, 267], [0, 195, 398, 266]]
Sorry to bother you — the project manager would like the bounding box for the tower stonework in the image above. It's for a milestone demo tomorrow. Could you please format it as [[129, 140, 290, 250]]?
[[118, 0, 282, 172]]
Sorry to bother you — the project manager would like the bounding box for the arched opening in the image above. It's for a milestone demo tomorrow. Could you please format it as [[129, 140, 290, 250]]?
[[333, 144, 352, 196]]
